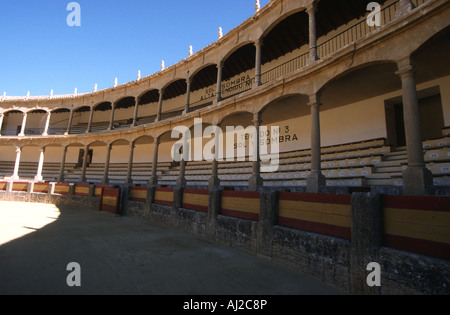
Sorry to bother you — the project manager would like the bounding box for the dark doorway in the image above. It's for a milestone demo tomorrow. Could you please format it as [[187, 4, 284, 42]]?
[[385, 88, 444, 148], [77, 149, 93, 168]]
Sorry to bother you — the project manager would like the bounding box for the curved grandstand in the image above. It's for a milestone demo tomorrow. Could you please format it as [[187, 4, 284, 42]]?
[[1, 0, 449, 196], [1, 0, 450, 295]]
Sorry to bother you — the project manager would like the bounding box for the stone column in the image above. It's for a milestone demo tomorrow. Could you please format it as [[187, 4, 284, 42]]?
[[58, 146, 68, 183], [306, 94, 326, 193], [150, 137, 160, 186], [176, 137, 188, 189], [108, 102, 116, 131], [65, 110, 74, 135], [42, 112, 51, 136], [125, 142, 135, 185], [34, 147, 46, 181], [215, 62, 223, 103], [248, 112, 263, 191], [176, 159, 187, 189], [12, 147, 22, 180], [307, 1, 319, 64], [156, 88, 164, 122], [102, 143, 112, 184], [0, 113, 4, 136], [208, 126, 221, 189], [185, 78, 192, 114], [18, 112, 28, 136], [254, 39, 263, 87], [396, 0, 415, 18], [397, 57, 433, 195], [86, 107, 95, 133], [349, 192, 383, 295], [79, 145, 89, 183], [132, 97, 139, 127]]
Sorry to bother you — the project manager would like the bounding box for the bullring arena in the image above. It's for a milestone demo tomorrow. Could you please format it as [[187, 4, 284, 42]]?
[[0, 0, 449, 295]]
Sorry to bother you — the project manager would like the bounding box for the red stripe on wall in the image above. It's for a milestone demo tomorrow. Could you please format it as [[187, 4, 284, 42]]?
[[183, 188, 209, 195], [383, 195, 450, 212], [156, 187, 174, 193], [221, 209, 259, 221], [222, 190, 260, 199], [279, 192, 351, 205], [384, 234, 450, 261], [182, 203, 209, 213], [131, 186, 148, 191], [154, 199, 173, 206], [278, 216, 351, 240]]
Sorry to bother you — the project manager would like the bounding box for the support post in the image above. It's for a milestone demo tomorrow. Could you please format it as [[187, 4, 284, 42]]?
[[397, 57, 433, 195], [306, 94, 326, 193]]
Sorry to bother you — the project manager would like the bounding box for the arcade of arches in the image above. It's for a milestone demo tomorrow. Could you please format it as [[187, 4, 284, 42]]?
[[1, 0, 449, 196]]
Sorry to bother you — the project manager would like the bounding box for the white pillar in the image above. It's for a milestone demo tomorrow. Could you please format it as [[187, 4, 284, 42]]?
[[58, 146, 68, 182], [35, 147, 45, 181], [18, 112, 28, 136], [132, 97, 139, 126], [12, 147, 22, 180], [42, 112, 51, 136], [0, 113, 4, 136], [65, 110, 74, 135]]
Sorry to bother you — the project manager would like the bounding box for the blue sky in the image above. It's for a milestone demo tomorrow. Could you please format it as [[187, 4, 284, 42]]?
[[0, 0, 270, 97]]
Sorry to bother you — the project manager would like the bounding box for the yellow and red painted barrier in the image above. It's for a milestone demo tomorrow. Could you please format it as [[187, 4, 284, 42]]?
[[100, 187, 121, 214], [74, 184, 90, 196], [278, 192, 352, 240], [12, 182, 29, 192], [33, 182, 49, 193], [154, 187, 174, 206], [382, 195, 450, 261], [221, 191, 260, 221], [129, 186, 147, 202], [182, 188, 209, 212], [0, 182, 7, 191], [54, 183, 70, 195], [95, 185, 110, 197]]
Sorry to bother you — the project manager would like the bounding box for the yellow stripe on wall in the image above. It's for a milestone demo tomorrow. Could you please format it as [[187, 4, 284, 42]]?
[[12, 183, 28, 191], [222, 197, 260, 214], [55, 185, 70, 193], [384, 208, 450, 245], [75, 186, 89, 195], [183, 193, 209, 207], [102, 196, 117, 207], [279, 200, 351, 228], [155, 191, 173, 202], [130, 189, 147, 199]]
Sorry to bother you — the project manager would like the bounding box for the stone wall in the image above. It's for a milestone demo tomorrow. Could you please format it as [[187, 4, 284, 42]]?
[[1, 183, 449, 294], [126, 187, 450, 295]]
